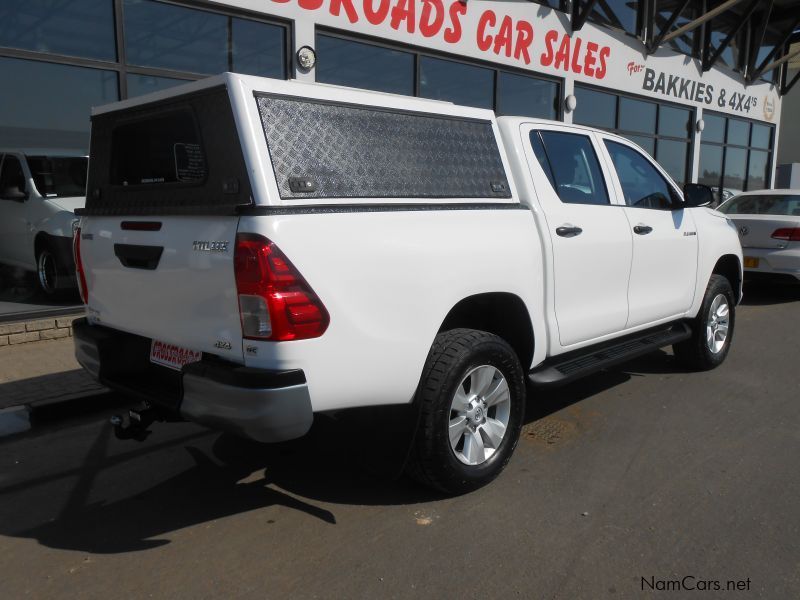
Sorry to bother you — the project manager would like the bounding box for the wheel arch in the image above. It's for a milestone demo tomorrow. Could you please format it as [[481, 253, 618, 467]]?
[[711, 254, 742, 303], [438, 292, 535, 369]]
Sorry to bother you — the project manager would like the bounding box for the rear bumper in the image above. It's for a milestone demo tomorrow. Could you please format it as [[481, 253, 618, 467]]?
[[741, 247, 800, 281], [72, 318, 313, 442]]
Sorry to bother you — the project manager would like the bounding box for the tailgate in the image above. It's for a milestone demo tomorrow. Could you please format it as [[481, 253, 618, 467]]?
[[733, 215, 798, 249], [80, 216, 243, 361], [77, 82, 253, 363]]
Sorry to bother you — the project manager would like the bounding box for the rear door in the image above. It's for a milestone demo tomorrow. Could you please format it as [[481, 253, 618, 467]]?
[[79, 85, 252, 362], [523, 125, 633, 347], [601, 138, 698, 328]]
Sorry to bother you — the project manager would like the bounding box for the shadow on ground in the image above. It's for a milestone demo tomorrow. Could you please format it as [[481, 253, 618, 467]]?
[[740, 281, 800, 306], [0, 350, 688, 554]]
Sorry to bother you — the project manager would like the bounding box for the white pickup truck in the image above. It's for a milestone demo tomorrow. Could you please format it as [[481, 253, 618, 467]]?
[[73, 74, 742, 493]]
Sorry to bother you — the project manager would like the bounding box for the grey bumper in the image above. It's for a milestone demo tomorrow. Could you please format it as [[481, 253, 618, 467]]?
[[73, 318, 313, 443]]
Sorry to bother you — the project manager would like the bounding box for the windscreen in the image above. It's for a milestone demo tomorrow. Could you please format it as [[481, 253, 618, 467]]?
[[256, 94, 511, 200], [27, 156, 88, 198], [719, 195, 800, 216]]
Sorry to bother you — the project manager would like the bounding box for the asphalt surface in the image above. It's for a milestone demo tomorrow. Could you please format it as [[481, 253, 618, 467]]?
[[1, 283, 799, 599]]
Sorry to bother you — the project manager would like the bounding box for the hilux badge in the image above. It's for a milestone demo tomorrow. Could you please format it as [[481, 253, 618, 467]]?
[[193, 240, 229, 252]]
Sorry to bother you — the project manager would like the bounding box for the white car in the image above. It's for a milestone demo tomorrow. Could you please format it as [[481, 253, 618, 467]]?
[[718, 189, 800, 283], [72, 74, 742, 493], [0, 150, 88, 294]]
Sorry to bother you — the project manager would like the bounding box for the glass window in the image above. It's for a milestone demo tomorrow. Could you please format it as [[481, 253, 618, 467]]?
[[708, 28, 739, 69], [574, 87, 616, 129], [0, 0, 116, 61], [698, 143, 723, 192], [316, 35, 414, 96], [746, 150, 769, 191], [619, 97, 657, 134], [656, 139, 688, 185], [126, 74, 191, 98], [419, 57, 494, 109], [719, 194, 800, 216], [605, 141, 676, 210], [26, 156, 88, 197], [590, 0, 638, 35], [703, 114, 726, 143], [0, 57, 118, 151], [624, 135, 655, 156], [658, 105, 691, 138], [0, 156, 26, 197], [727, 119, 749, 146], [656, 3, 694, 56], [723, 147, 747, 192], [537, 131, 609, 205], [497, 72, 558, 119], [750, 124, 771, 149], [124, 0, 228, 75], [231, 18, 286, 78]]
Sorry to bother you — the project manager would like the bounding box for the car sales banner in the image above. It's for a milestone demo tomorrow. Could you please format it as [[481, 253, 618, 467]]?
[[222, 0, 781, 123]]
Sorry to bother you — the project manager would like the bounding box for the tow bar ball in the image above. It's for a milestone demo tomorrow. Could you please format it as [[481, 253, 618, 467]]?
[[110, 404, 164, 441]]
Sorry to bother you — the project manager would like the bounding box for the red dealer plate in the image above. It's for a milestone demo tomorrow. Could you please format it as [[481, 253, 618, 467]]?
[[150, 339, 202, 371]]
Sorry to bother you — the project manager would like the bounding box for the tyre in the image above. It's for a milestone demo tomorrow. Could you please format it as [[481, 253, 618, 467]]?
[[673, 274, 735, 371], [406, 328, 526, 495], [36, 242, 61, 295]]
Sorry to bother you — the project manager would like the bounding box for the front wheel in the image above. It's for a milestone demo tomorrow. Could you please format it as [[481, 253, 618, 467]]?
[[406, 329, 526, 495], [673, 274, 736, 370]]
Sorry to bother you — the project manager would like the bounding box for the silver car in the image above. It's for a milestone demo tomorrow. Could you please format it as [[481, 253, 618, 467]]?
[[718, 189, 800, 283]]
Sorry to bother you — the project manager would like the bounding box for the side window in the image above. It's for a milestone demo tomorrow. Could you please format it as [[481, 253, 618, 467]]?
[[0, 156, 25, 197], [530, 131, 610, 205], [605, 141, 679, 210]]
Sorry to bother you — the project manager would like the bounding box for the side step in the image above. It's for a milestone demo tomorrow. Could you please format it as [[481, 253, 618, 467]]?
[[529, 322, 692, 387]]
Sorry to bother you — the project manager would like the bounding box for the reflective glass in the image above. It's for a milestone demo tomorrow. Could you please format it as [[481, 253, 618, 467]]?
[[0, 57, 118, 151], [606, 141, 676, 209], [574, 86, 616, 129], [746, 150, 769, 191], [124, 0, 228, 74], [497, 72, 558, 119], [703, 114, 726, 143], [420, 57, 493, 109], [619, 97, 657, 134], [727, 119, 749, 146], [316, 35, 414, 96], [0, 0, 116, 61], [126, 74, 191, 98], [538, 131, 609, 205], [750, 124, 771, 149], [723, 147, 747, 192], [656, 139, 688, 185], [590, 0, 638, 34], [623, 135, 655, 156], [231, 18, 286, 78], [658, 105, 691, 138], [698, 143, 723, 189]]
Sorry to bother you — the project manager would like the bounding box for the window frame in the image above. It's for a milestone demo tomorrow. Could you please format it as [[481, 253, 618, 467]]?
[[315, 28, 563, 121]]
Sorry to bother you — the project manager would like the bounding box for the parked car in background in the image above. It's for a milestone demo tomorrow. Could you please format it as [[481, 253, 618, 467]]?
[[718, 190, 800, 283], [0, 150, 88, 295]]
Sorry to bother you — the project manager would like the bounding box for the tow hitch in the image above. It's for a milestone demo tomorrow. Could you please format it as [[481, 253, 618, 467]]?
[[110, 402, 176, 441]]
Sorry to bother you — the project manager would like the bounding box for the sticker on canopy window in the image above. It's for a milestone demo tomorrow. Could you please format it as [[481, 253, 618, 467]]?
[[174, 142, 206, 182]]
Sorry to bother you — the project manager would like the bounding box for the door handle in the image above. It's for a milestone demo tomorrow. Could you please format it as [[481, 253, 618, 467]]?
[[633, 225, 653, 235], [556, 225, 583, 237]]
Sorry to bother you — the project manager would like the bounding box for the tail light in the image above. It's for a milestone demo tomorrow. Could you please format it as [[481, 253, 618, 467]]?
[[771, 228, 800, 242], [234, 233, 329, 341], [73, 226, 89, 304]]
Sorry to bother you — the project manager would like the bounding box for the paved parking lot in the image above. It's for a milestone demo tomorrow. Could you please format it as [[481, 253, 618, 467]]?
[[1, 283, 798, 599]]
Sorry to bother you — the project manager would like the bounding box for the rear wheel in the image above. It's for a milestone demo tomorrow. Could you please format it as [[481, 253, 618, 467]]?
[[36, 243, 60, 296], [673, 274, 735, 370], [406, 329, 525, 495]]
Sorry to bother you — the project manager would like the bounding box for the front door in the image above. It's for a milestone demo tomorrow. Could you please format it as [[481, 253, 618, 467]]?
[[0, 154, 34, 268], [602, 139, 698, 328], [524, 127, 633, 348]]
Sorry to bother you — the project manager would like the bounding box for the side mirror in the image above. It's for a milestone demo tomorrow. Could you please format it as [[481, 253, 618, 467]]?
[[682, 183, 713, 208], [0, 186, 28, 201]]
